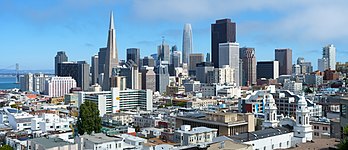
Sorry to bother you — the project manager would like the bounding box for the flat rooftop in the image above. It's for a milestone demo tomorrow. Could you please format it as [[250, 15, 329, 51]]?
[[230, 127, 290, 142], [30, 137, 75, 149], [81, 133, 122, 144], [287, 138, 339, 150]]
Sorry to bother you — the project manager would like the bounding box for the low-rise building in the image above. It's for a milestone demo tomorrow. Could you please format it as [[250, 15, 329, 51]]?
[[176, 112, 255, 136], [76, 133, 125, 150], [28, 137, 78, 150], [0, 107, 35, 130], [311, 118, 331, 138], [173, 125, 218, 146]]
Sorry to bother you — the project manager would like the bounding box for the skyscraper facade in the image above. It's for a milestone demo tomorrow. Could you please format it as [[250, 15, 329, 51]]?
[[218, 42, 240, 86], [189, 53, 204, 76], [57, 61, 90, 91], [256, 61, 279, 79], [54, 51, 68, 75], [240, 47, 257, 86], [103, 12, 119, 90], [119, 60, 141, 90], [182, 24, 192, 64], [98, 47, 107, 75], [126, 48, 140, 65], [275, 48, 292, 75], [157, 40, 170, 63], [45, 76, 77, 97], [140, 66, 156, 92], [143, 56, 155, 67], [322, 44, 336, 70], [155, 62, 169, 94], [211, 19, 236, 68], [91, 55, 99, 85]]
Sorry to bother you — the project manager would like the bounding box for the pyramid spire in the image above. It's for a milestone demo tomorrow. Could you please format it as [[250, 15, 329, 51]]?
[[109, 11, 114, 30]]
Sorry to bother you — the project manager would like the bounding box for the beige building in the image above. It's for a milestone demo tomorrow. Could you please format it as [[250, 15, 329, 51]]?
[[102, 113, 134, 126], [311, 119, 330, 138], [166, 85, 185, 96], [186, 99, 218, 109], [176, 112, 254, 136], [110, 76, 126, 90]]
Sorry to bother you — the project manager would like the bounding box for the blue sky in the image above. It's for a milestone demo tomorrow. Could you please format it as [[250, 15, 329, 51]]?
[[1, 0, 348, 70]]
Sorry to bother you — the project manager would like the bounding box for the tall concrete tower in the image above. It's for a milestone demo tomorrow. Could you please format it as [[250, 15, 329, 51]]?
[[103, 11, 119, 90], [182, 24, 192, 64]]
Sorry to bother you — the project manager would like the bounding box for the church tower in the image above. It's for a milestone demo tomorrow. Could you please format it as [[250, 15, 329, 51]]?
[[293, 95, 313, 142], [262, 94, 279, 129]]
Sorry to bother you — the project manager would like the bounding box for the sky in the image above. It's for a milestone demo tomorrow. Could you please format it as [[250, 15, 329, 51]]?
[[0, 0, 348, 70]]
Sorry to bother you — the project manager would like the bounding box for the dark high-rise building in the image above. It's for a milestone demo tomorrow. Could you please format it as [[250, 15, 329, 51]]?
[[189, 53, 204, 76], [143, 56, 155, 67], [55, 51, 68, 75], [206, 53, 211, 63], [211, 19, 236, 68], [98, 47, 107, 75], [127, 48, 140, 66], [275, 48, 292, 75], [91, 55, 99, 85], [240, 47, 257, 86], [196, 62, 214, 83], [57, 61, 90, 91], [256, 61, 279, 79]]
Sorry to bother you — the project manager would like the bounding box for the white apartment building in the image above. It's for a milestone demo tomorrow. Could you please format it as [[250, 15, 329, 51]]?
[[173, 125, 218, 146], [45, 76, 77, 97], [0, 107, 35, 130], [76, 133, 125, 150], [283, 80, 303, 95], [31, 114, 72, 133], [78, 88, 153, 117], [207, 65, 235, 85]]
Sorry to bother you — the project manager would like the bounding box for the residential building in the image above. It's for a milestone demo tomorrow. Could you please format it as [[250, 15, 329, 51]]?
[[78, 88, 153, 116], [207, 65, 235, 85], [76, 133, 124, 150], [173, 125, 218, 146], [311, 118, 331, 138], [28, 137, 78, 150], [45, 76, 77, 97], [0, 107, 35, 130]]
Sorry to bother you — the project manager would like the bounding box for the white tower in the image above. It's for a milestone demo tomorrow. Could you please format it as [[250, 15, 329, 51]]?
[[262, 94, 279, 129], [293, 95, 313, 142]]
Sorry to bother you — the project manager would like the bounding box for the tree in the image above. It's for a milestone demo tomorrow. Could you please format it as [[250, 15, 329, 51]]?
[[339, 125, 348, 150], [0, 145, 13, 150], [304, 87, 313, 93], [77, 101, 102, 135]]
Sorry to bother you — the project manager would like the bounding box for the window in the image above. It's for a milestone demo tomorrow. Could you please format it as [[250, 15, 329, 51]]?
[[264, 146, 266, 150], [323, 127, 328, 131], [287, 141, 289, 146], [299, 116, 302, 124], [50, 126, 53, 128], [272, 144, 274, 149], [279, 143, 282, 147]]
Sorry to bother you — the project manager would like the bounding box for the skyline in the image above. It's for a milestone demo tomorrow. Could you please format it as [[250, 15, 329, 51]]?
[[1, 0, 348, 70]]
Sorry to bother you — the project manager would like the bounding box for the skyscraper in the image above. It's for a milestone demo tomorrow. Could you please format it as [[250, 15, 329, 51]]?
[[54, 51, 68, 75], [140, 66, 156, 92], [91, 55, 99, 85], [155, 62, 169, 94], [143, 56, 155, 67], [257, 61, 279, 79], [189, 53, 204, 76], [103, 11, 119, 90], [322, 44, 336, 70], [211, 19, 236, 68], [127, 48, 140, 66], [98, 48, 106, 75], [57, 61, 90, 91], [275, 48, 292, 75], [240, 47, 256, 86], [206, 53, 211, 63], [182, 24, 192, 64], [157, 40, 170, 63], [119, 60, 141, 90], [218, 42, 240, 86]]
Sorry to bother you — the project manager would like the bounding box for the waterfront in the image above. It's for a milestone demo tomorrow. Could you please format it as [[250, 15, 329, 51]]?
[[0, 76, 19, 90]]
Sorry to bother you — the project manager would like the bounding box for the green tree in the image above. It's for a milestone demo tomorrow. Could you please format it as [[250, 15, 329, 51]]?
[[339, 125, 348, 150], [0, 145, 13, 150], [304, 87, 313, 93], [77, 101, 102, 135]]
